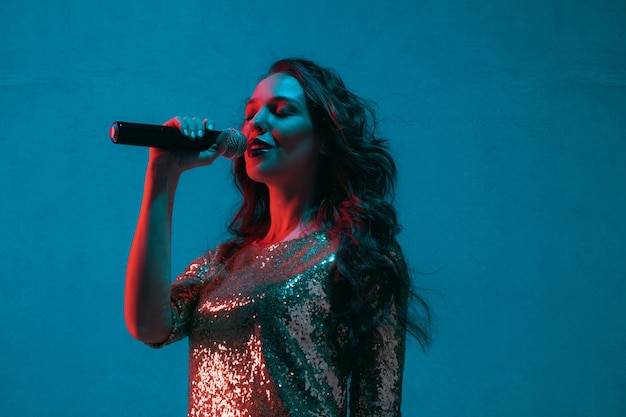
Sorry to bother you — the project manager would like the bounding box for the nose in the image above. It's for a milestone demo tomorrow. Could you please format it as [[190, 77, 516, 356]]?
[[250, 106, 269, 135]]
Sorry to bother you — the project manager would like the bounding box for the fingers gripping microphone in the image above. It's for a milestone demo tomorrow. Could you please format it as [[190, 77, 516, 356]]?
[[110, 121, 247, 159]]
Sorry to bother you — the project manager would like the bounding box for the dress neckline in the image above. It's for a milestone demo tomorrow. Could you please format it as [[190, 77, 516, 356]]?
[[251, 229, 325, 248]]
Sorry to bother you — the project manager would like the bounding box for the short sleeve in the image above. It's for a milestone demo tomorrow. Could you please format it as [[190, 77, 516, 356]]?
[[349, 256, 408, 417], [146, 250, 220, 349]]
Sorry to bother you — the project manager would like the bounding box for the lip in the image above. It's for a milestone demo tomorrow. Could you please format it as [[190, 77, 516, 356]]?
[[249, 137, 274, 148], [247, 137, 275, 157]]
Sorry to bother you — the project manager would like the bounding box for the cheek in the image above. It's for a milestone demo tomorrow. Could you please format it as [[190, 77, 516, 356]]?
[[275, 123, 316, 152], [241, 122, 252, 137], [280, 134, 312, 154]]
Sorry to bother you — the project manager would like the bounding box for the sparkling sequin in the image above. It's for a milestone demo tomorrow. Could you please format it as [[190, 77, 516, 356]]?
[[147, 231, 406, 417]]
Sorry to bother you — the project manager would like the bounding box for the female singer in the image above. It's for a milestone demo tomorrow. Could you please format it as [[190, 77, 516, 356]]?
[[124, 58, 430, 416]]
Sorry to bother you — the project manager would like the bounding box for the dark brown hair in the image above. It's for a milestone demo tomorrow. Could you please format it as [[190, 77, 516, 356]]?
[[228, 58, 431, 349]]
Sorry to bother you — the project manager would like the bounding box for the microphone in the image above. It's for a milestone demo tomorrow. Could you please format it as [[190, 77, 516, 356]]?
[[110, 121, 247, 159]]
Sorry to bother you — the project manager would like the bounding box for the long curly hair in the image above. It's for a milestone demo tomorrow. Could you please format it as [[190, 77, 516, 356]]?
[[227, 58, 431, 349]]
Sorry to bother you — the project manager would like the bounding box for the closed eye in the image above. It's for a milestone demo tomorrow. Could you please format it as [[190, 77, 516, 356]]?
[[272, 102, 297, 118], [244, 97, 300, 121]]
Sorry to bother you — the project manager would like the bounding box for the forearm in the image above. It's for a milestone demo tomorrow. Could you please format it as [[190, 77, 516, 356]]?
[[124, 160, 180, 343]]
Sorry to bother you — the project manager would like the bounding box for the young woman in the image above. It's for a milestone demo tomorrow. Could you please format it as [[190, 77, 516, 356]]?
[[124, 58, 430, 416]]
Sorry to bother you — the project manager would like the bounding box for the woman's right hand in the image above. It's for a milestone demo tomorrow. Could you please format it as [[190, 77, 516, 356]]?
[[149, 116, 225, 175]]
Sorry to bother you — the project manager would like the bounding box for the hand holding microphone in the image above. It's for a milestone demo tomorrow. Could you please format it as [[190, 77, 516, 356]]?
[[110, 117, 247, 159]]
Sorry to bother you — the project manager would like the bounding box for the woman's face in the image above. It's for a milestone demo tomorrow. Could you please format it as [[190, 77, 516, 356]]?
[[242, 73, 325, 192]]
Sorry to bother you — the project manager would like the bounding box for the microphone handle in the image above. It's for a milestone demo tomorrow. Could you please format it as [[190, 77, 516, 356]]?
[[110, 121, 221, 151]]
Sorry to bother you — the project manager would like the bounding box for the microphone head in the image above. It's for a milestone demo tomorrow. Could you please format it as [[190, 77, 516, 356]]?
[[219, 128, 248, 159]]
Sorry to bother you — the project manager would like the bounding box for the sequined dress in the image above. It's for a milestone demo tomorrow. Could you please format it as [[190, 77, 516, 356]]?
[[149, 231, 406, 417]]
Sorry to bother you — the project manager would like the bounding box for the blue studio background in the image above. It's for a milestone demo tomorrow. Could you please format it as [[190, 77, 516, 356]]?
[[1, 0, 625, 416]]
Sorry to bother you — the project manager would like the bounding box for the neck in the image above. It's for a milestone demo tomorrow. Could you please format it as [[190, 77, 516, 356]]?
[[257, 186, 316, 245]]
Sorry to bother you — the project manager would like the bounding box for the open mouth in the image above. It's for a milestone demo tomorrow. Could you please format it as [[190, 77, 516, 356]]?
[[247, 138, 274, 157]]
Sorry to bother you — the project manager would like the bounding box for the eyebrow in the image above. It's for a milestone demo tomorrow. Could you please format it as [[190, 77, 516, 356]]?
[[245, 96, 302, 108]]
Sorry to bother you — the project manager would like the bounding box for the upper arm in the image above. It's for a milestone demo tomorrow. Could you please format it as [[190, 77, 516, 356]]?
[[349, 290, 407, 417], [146, 251, 219, 348]]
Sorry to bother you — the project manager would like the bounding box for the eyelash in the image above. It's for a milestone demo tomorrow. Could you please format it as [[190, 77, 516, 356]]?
[[245, 106, 292, 121]]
